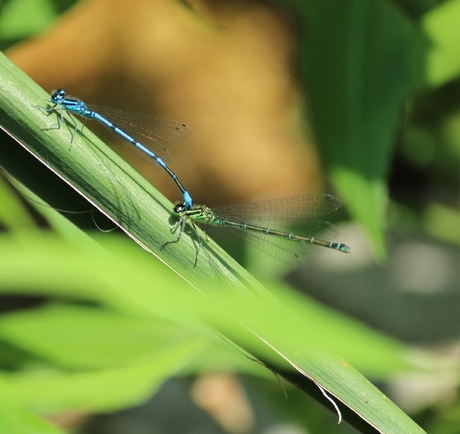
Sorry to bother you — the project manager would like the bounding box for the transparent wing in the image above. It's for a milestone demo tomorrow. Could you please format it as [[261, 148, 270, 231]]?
[[211, 194, 343, 232], [87, 104, 192, 162], [215, 225, 310, 268]]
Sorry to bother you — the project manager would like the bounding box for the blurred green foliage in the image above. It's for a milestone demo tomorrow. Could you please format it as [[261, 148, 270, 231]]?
[[1, 0, 460, 433]]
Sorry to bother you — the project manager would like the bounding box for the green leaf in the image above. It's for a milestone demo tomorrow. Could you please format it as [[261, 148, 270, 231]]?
[[1, 341, 205, 413], [292, 0, 425, 260], [0, 172, 37, 230], [422, 0, 460, 87], [0, 231, 430, 431], [0, 52, 429, 432], [0, 303, 204, 369], [0, 383, 64, 434], [0, 0, 60, 40]]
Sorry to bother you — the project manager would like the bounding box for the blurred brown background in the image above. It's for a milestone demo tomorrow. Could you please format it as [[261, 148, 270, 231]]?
[[7, 0, 322, 206]]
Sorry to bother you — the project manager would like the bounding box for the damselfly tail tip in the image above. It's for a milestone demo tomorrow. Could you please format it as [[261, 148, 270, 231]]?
[[338, 243, 351, 254], [328, 242, 351, 254]]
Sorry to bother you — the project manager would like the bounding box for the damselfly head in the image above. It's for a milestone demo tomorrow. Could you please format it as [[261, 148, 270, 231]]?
[[50, 88, 67, 103], [174, 202, 188, 213]]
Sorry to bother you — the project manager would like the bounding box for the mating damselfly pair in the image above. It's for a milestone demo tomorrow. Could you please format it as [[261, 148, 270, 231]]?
[[42, 89, 350, 266]]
